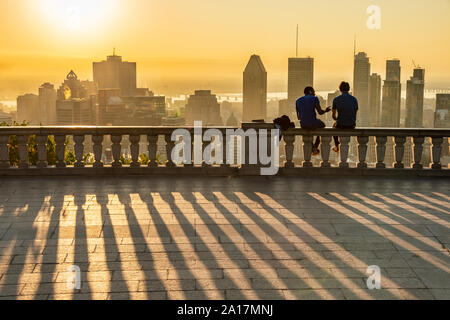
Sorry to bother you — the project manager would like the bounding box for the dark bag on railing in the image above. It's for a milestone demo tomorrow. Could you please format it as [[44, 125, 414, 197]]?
[[273, 115, 295, 141]]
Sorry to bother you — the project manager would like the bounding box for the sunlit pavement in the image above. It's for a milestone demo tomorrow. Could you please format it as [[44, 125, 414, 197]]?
[[0, 176, 448, 300]]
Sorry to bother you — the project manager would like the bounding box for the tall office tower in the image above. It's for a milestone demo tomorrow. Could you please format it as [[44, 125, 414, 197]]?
[[405, 68, 425, 128], [57, 71, 88, 100], [243, 55, 267, 122], [38, 83, 57, 125], [93, 52, 137, 97], [17, 94, 39, 125], [381, 60, 401, 127], [288, 57, 314, 118], [353, 52, 371, 126], [368, 73, 381, 127], [185, 90, 223, 126]]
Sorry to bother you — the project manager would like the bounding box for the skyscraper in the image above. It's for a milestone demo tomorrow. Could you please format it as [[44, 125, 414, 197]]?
[[93, 53, 137, 97], [243, 55, 267, 122], [185, 90, 223, 126], [405, 68, 425, 128], [368, 73, 382, 127], [381, 60, 401, 127], [38, 83, 57, 125], [287, 57, 313, 118], [353, 52, 371, 126]]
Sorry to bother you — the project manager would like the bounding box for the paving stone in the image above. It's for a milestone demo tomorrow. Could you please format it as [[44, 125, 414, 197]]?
[[0, 176, 448, 300], [283, 289, 345, 300]]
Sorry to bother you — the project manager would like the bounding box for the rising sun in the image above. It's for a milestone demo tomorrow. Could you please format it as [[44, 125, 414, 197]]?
[[41, 0, 117, 33]]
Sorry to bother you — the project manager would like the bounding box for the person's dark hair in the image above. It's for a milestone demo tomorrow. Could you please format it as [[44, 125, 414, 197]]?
[[304, 86, 315, 95], [339, 81, 350, 92]]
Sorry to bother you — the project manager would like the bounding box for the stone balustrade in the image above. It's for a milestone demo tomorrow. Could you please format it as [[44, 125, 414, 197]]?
[[0, 125, 449, 176]]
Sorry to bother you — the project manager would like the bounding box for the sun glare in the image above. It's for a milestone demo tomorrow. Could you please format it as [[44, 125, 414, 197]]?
[[41, 0, 117, 33]]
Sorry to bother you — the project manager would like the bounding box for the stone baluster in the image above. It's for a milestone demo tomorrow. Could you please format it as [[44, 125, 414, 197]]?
[[73, 135, 85, 168], [394, 136, 406, 169], [375, 136, 387, 168], [302, 135, 313, 167], [201, 132, 208, 167], [320, 136, 332, 168], [111, 134, 122, 168], [0, 135, 9, 169], [164, 134, 175, 167], [339, 136, 351, 168], [412, 136, 424, 169], [221, 133, 227, 168], [17, 135, 29, 169], [129, 134, 141, 168], [147, 134, 159, 167], [92, 135, 103, 168], [284, 134, 295, 168], [357, 136, 369, 168], [36, 135, 48, 168], [54, 135, 66, 168], [431, 137, 443, 169], [183, 132, 193, 167]]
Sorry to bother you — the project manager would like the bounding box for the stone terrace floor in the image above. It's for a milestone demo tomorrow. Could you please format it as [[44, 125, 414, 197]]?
[[0, 176, 449, 300]]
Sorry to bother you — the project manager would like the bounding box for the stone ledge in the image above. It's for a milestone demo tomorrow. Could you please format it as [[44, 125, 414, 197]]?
[[0, 166, 448, 177]]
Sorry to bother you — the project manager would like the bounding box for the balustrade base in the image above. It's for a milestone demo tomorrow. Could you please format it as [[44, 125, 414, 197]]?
[[0, 166, 448, 177]]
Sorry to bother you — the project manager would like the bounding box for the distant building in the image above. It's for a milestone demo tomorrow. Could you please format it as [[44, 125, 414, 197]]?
[[326, 90, 341, 127], [243, 55, 267, 122], [93, 53, 137, 97], [57, 71, 88, 100], [405, 68, 425, 128], [161, 116, 186, 126], [122, 95, 166, 126], [38, 83, 57, 125], [381, 60, 401, 127], [226, 112, 239, 126], [0, 110, 13, 125], [368, 73, 382, 127], [435, 94, 450, 128], [81, 80, 98, 97], [278, 99, 289, 117], [288, 57, 314, 119], [135, 88, 153, 97], [56, 98, 95, 125], [185, 90, 223, 126], [353, 52, 371, 127], [17, 94, 39, 125]]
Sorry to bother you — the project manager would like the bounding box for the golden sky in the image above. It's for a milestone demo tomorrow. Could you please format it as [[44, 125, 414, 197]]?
[[0, 0, 449, 97]]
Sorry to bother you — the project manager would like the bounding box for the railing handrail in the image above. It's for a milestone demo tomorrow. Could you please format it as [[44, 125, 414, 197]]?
[[1, 125, 449, 137]]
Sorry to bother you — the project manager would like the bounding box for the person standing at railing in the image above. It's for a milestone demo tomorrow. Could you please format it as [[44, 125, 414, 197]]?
[[331, 81, 359, 152], [296, 86, 332, 156]]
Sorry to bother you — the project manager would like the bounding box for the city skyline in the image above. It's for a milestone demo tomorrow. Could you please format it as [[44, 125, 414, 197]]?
[[1, 0, 450, 97]]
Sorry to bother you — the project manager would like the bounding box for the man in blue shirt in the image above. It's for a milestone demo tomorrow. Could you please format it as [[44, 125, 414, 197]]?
[[296, 86, 331, 155], [332, 81, 358, 152]]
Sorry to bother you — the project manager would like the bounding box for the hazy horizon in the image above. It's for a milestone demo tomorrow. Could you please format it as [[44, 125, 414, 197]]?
[[1, 0, 449, 99]]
